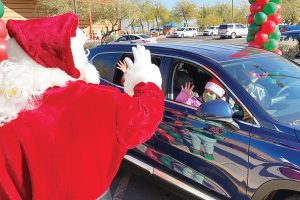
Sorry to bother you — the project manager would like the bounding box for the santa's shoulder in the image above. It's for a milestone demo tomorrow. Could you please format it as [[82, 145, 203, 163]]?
[[45, 80, 122, 99]]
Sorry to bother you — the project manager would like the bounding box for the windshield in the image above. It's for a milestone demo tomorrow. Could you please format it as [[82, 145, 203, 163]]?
[[178, 28, 185, 31], [222, 55, 300, 125]]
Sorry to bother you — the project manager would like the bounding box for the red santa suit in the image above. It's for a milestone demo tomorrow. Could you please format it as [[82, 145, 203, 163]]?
[[0, 13, 164, 200]]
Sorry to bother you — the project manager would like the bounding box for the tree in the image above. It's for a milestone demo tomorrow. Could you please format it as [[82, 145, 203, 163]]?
[[36, 0, 76, 16], [232, 3, 248, 24], [143, 1, 156, 32], [282, 0, 300, 24], [94, 0, 139, 44], [173, 0, 198, 26], [196, 2, 248, 30], [151, 1, 170, 31]]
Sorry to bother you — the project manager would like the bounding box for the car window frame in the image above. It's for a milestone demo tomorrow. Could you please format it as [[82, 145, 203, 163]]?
[[89, 50, 260, 127], [164, 56, 259, 127]]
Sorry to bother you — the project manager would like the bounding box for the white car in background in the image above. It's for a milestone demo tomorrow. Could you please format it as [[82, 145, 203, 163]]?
[[111, 34, 157, 44], [171, 27, 197, 38], [218, 23, 248, 39], [203, 26, 219, 36], [150, 28, 163, 35]]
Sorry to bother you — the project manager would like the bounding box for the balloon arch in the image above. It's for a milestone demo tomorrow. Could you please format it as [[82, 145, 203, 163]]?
[[247, 0, 283, 55], [0, 1, 8, 61]]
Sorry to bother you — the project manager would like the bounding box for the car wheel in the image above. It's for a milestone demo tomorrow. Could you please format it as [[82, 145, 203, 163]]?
[[210, 32, 213, 36], [231, 32, 237, 39], [181, 34, 184, 38], [284, 194, 300, 200]]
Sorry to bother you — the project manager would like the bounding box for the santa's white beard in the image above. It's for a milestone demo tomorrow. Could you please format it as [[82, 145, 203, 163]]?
[[0, 38, 100, 126]]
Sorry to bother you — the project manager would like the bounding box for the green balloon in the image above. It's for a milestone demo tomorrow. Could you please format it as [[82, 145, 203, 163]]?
[[270, 0, 282, 3], [254, 12, 267, 25], [269, 30, 281, 40], [247, 34, 255, 42], [249, 0, 257, 3], [0, 2, 4, 18], [263, 2, 278, 16], [248, 24, 261, 35], [264, 39, 279, 51]]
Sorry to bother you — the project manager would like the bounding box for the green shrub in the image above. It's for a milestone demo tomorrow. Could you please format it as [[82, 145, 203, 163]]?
[[280, 39, 299, 60]]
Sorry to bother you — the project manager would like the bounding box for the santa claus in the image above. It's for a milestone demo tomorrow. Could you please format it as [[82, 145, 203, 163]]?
[[0, 13, 164, 200]]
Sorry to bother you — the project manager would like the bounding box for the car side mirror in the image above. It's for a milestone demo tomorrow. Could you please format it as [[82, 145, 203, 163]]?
[[196, 99, 240, 130]]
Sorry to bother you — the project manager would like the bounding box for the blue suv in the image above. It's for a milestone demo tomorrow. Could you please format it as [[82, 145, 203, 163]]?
[[88, 44, 300, 200]]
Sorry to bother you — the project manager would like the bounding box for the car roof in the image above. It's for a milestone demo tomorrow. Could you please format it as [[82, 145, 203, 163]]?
[[95, 43, 271, 63], [220, 23, 243, 25]]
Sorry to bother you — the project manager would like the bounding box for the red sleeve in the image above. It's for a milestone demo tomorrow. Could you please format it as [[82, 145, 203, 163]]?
[[0, 130, 31, 200], [116, 82, 164, 149]]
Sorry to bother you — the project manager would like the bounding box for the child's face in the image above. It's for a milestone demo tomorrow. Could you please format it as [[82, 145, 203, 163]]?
[[202, 89, 217, 102]]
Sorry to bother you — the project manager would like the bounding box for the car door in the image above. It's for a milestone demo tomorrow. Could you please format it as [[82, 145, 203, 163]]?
[[237, 25, 247, 36], [151, 57, 254, 199], [91, 51, 166, 159]]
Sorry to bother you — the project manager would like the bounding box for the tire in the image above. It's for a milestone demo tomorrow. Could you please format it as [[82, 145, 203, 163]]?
[[181, 34, 184, 38], [284, 194, 300, 200], [231, 32, 237, 39]]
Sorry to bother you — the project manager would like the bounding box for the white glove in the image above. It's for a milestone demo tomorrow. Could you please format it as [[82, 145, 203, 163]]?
[[123, 45, 162, 96]]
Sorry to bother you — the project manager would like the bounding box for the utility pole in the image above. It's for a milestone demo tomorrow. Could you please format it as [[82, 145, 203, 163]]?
[[73, 0, 77, 14], [231, 0, 234, 23]]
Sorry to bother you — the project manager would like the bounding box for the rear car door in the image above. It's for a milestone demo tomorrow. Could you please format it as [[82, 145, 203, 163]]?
[[89, 50, 165, 164], [151, 57, 254, 199]]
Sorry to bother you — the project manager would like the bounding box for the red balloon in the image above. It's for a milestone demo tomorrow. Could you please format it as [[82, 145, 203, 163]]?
[[248, 14, 255, 24], [277, 4, 282, 13], [273, 48, 282, 55], [0, 38, 8, 61], [248, 41, 263, 49], [0, 19, 7, 39], [255, 31, 269, 45], [268, 13, 282, 24], [262, 20, 277, 34], [250, 2, 263, 14], [257, 0, 270, 5]]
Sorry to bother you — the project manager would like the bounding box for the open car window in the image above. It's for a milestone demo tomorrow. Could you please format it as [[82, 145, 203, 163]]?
[[113, 54, 162, 87], [169, 59, 255, 124]]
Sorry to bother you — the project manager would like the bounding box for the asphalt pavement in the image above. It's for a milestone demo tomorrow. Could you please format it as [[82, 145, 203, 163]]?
[[111, 165, 186, 200]]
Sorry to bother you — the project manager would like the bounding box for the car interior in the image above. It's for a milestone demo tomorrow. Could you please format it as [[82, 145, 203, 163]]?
[[171, 61, 253, 123], [171, 61, 212, 101], [113, 54, 161, 86]]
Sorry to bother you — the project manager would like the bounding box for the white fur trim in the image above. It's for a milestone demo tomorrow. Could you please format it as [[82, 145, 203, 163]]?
[[205, 82, 225, 97], [123, 45, 162, 96], [71, 28, 100, 84]]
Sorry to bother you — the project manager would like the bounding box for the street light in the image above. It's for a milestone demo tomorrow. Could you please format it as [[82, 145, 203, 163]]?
[[73, 0, 77, 14]]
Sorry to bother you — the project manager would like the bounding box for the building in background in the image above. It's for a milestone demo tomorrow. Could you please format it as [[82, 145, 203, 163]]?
[[1, 0, 119, 40]]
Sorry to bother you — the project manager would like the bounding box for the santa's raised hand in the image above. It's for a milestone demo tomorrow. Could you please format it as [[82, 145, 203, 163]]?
[[123, 45, 162, 96]]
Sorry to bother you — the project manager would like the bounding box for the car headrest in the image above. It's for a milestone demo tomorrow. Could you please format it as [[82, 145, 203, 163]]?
[[174, 70, 194, 90]]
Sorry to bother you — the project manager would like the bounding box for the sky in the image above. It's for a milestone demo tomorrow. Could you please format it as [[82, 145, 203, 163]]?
[[163, 0, 248, 9]]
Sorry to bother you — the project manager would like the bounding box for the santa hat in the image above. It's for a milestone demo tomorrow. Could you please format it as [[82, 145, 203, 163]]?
[[205, 78, 225, 98], [6, 13, 80, 78]]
